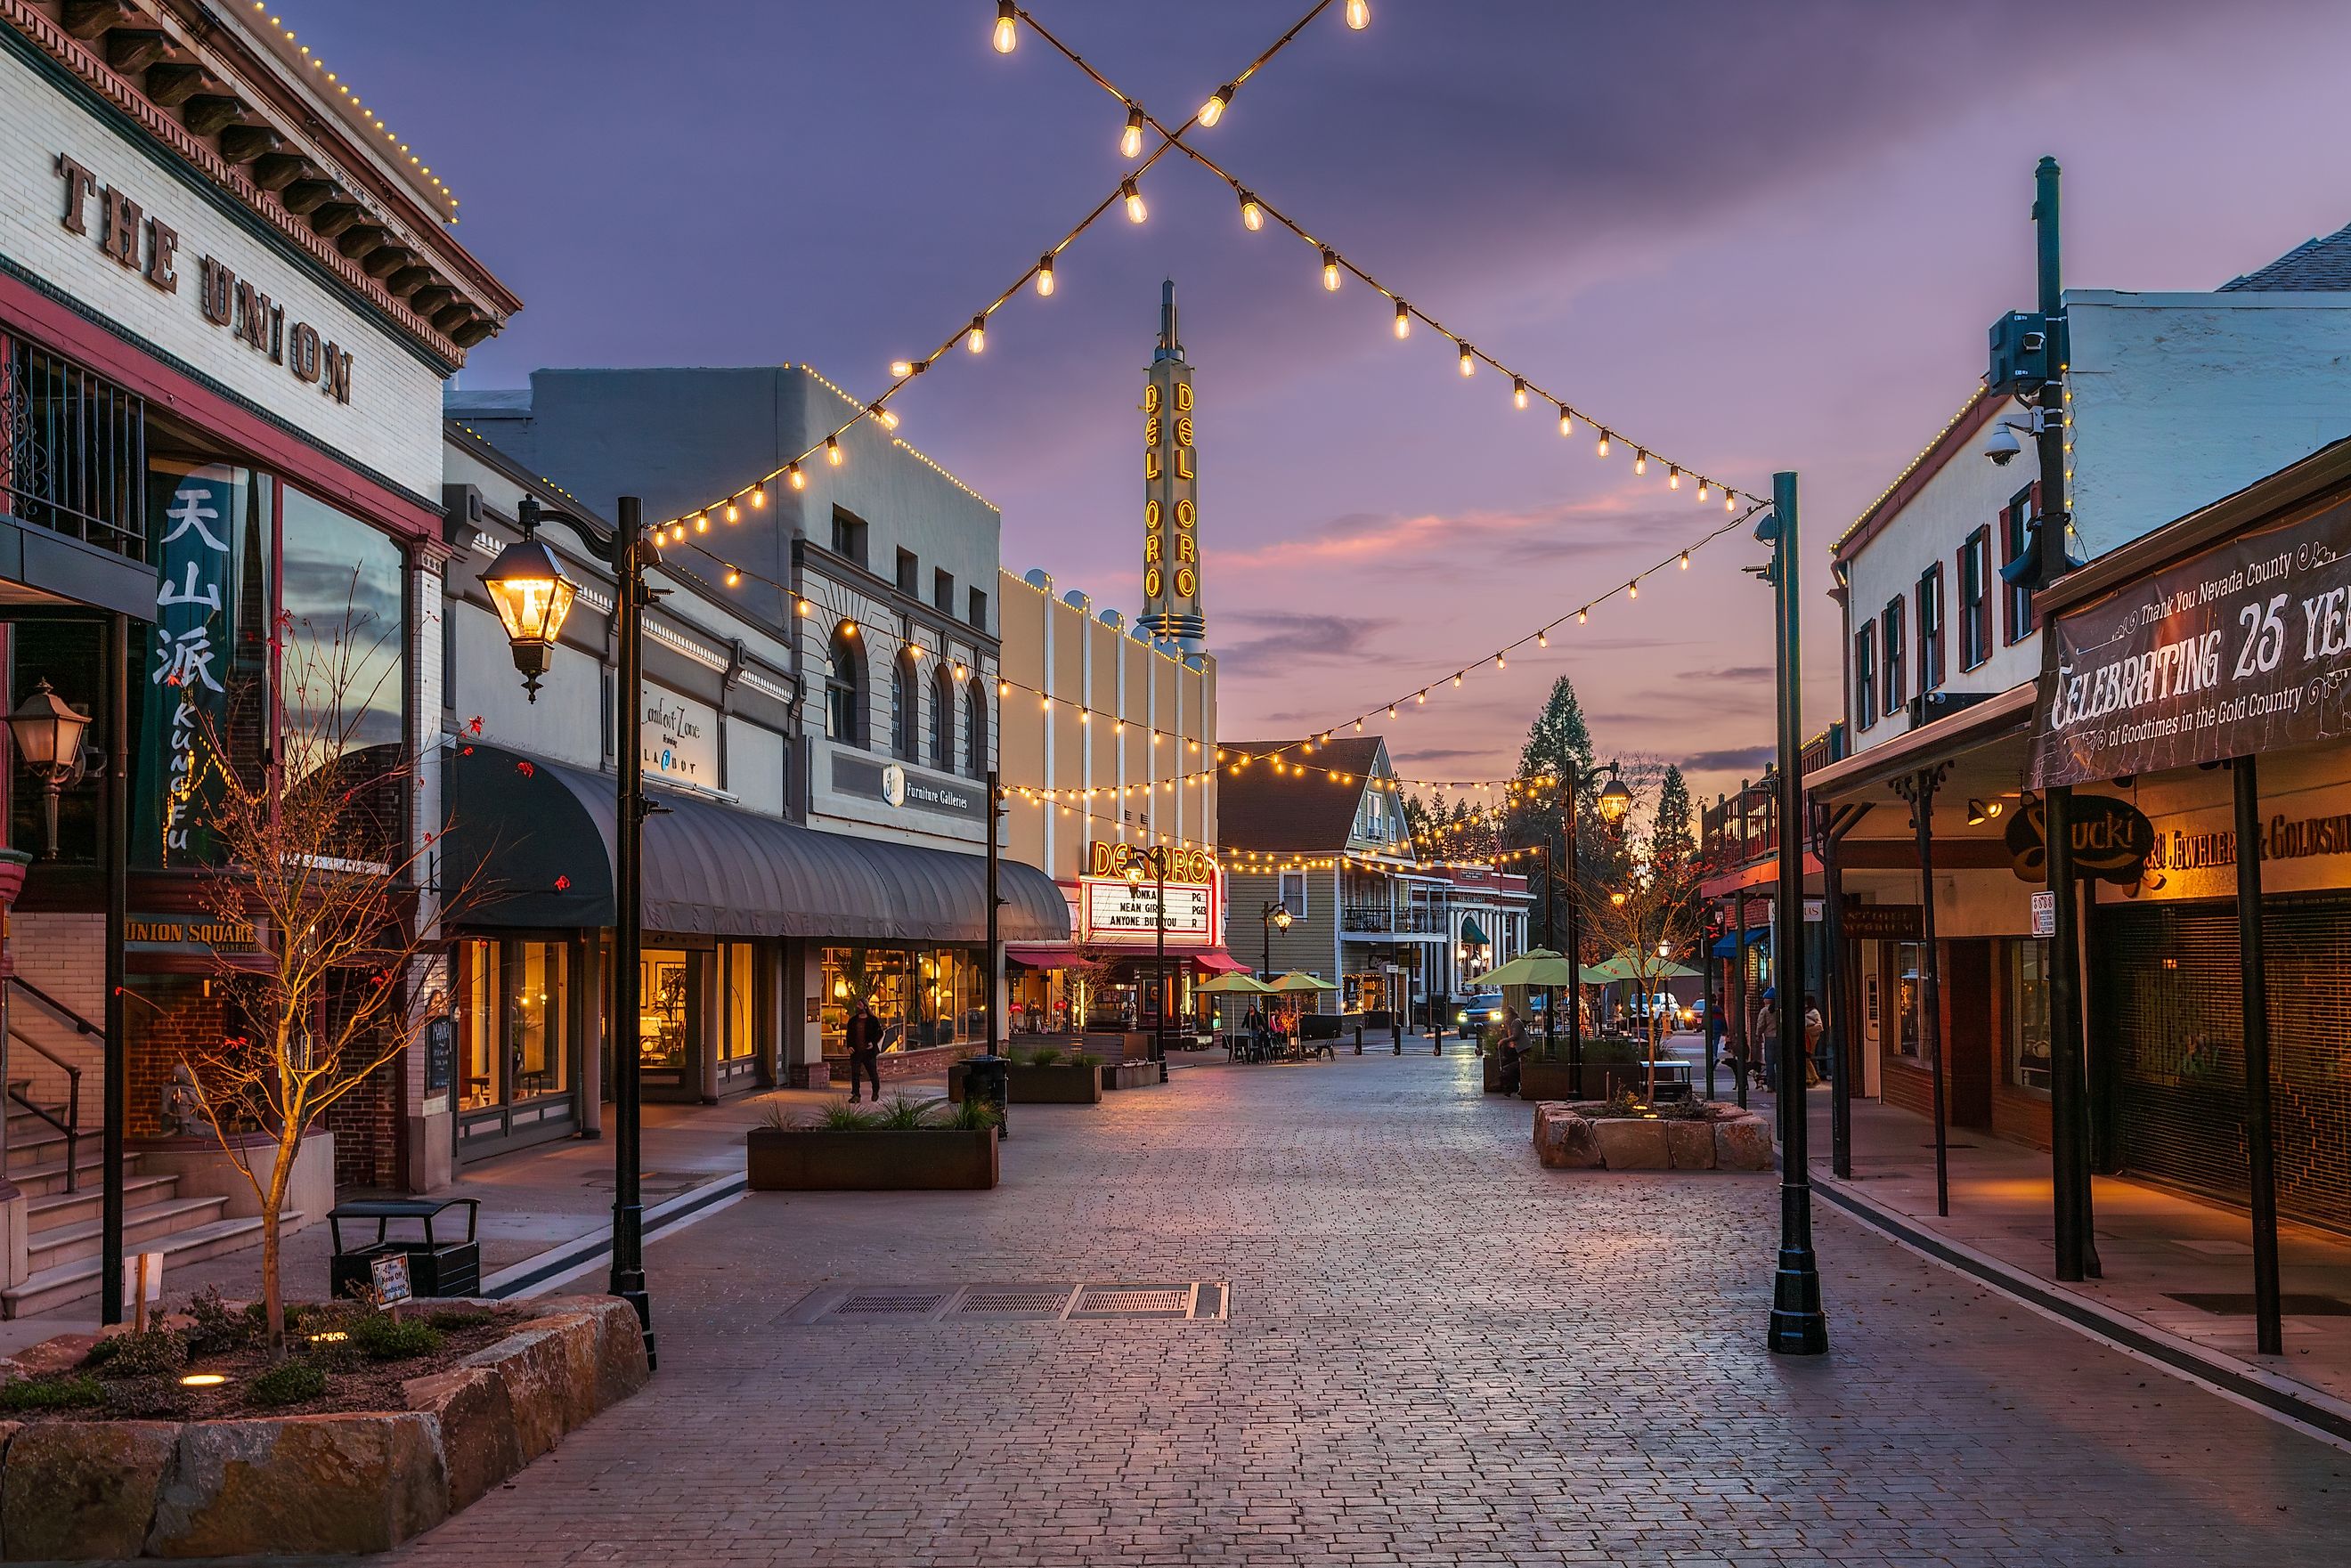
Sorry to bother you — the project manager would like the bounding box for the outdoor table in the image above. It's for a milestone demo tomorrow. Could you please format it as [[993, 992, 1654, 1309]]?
[[327, 1197, 482, 1301]]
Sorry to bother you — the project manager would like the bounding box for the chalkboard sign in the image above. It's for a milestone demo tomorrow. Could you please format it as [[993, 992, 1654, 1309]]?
[[423, 1016, 456, 1095]]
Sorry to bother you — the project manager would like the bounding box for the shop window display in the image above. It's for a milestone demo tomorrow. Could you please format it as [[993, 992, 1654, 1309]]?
[[2007, 938, 2052, 1093], [1893, 943, 1923, 1058], [821, 943, 983, 1057], [453, 938, 569, 1109], [721, 943, 758, 1060], [640, 948, 692, 1070]]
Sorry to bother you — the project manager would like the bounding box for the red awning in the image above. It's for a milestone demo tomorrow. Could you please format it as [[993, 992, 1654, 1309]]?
[[1005, 944, 1084, 969], [1191, 949, 1249, 975]]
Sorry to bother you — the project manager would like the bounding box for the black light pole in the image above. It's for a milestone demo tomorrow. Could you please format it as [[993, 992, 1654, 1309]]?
[[1563, 758, 1582, 1092], [1762, 470, 1827, 1356], [1260, 898, 1289, 979], [484, 495, 657, 1369], [986, 768, 1003, 1060], [100, 613, 127, 1324]]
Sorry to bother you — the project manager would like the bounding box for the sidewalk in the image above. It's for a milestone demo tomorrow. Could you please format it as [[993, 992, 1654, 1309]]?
[[0, 1073, 951, 1353], [1753, 1076, 2351, 1437]]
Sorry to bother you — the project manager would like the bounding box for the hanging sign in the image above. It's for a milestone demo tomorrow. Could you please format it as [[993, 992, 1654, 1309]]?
[[135, 464, 243, 865], [1078, 876, 1215, 945], [1139, 323, 1204, 648], [2004, 793, 2154, 885], [641, 690, 717, 785], [2030, 494, 2351, 785]]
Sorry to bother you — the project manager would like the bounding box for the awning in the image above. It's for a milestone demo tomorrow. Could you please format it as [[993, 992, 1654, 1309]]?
[[443, 743, 1069, 943], [1459, 916, 1489, 946], [1710, 929, 1768, 957], [1005, 944, 1082, 969], [1192, 949, 1249, 975]]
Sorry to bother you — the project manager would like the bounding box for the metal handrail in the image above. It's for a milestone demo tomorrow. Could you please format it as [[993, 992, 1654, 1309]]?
[[5, 1028, 80, 1194], [8, 975, 102, 1036]]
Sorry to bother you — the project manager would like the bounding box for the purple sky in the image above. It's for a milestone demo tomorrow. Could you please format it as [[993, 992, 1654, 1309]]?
[[306, 0, 2351, 808]]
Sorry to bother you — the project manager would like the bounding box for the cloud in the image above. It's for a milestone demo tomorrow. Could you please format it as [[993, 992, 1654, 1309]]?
[[1216, 610, 1398, 670], [1683, 745, 1777, 774], [1705, 666, 1775, 683]]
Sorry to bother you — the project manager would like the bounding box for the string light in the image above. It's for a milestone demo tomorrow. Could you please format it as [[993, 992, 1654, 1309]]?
[[787, 463, 805, 490], [1394, 299, 1411, 338], [1680, 550, 1691, 569], [1200, 83, 1235, 127], [1634, 450, 1647, 475], [1239, 190, 1264, 231], [1322, 248, 1341, 291], [1596, 434, 1611, 458], [825, 436, 842, 467], [1121, 105, 1144, 158], [891, 359, 915, 378], [1457, 341, 1475, 377], [968, 314, 987, 353], [1668, 465, 1681, 490], [750, 487, 766, 509], [1036, 256, 1056, 297], [1123, 179, 1148, 223], [1512, 376, 1527, 410], [992, 0, 1018, 53], [1558, 405, 1573, 437], [1346, 0, 1371, 28]]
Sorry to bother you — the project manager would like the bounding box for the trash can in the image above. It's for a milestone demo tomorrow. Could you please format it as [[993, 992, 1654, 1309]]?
[[327, 1198, 482, 1302], [962, 1051, 1011, 1140]]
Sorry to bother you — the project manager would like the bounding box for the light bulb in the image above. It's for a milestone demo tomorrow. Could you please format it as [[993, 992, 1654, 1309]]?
[[1322, 248, 1341, 291], [1696, 479, 1710, 502], [1394, 300, 1410, 338], [1200, 85, 1233, 127], [1577, 608, 1588, 623], [999, 680, 1010, 696], [1634, 451, 1647, 475], [1345, 0, 1370, 28], [1388, 705, 1398, 718], [1537, 630, 1548, 646], [1036, 256, 1054, 297], [726, 569, 740, 586], [1494, 654, 1505, 670], [826, 435, 842, 467], [1416, 690, 1427, 703], [891, 359, 915, 378], [992, 0, 1016, 53], [1596, 435, 1610, 458], [964, 314, 987, 353], [1668, 466, 1681, 490], [1512, 377, 1527, 410], [750, 487, 766, 508], [1120, 106, 1143, 158], [1558, 407, 1573, 436], [1123, 179, 1146, 223], [722, 503, 737, 523], [1628, 580, 1639, 598], [1458, 342, 1475, 377], [1238, 190, 1263, 231], [1727, 493, 1737, 513], [1680, 550, 1691, 569], [787, 463, 805, 490], [1452, 673, 1462, 687], [797, 598, 812, 616]]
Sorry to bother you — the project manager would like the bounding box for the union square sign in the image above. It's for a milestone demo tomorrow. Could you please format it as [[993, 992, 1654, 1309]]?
[[2030, 494, 2351, 787]]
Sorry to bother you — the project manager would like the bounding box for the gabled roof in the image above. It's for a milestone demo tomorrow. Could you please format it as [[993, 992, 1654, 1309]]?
[[1218, 736, 1388, 852], [2221, 222, 2351, 292]]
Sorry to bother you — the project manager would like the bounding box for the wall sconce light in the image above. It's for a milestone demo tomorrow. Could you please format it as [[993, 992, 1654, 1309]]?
[[7, 678, 94, 858]]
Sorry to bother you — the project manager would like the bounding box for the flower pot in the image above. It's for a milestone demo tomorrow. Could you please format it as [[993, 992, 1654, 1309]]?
[[744, 1126, 998, 1190]]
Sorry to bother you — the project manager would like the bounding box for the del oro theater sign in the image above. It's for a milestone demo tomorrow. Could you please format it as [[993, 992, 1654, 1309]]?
[[1078, 840, 1218, 946]]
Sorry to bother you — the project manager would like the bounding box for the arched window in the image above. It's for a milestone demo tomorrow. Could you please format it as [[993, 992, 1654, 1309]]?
[[930, 665, 953, 770], [826, 625, 864, 748], [964, 679, 987, 776], [891, 650, 919, 760]]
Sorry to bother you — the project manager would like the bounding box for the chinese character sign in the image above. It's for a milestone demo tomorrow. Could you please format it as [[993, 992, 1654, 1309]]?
[[135, 465, 240, 864]]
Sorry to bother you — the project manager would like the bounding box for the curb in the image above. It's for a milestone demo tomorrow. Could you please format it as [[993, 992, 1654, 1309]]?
[[480, 1172, 749, 1300], [1812, 1171, 2351, 1450]]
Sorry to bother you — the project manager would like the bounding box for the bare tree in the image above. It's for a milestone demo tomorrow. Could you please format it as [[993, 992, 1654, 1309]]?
[[1062, 949, 1119, 1033], [176, 605, 461, 1358], [1575, 865, 1707, 1104]]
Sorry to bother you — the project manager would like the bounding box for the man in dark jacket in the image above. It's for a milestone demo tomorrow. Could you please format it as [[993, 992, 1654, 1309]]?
[[844, 1001, 883, 1104]]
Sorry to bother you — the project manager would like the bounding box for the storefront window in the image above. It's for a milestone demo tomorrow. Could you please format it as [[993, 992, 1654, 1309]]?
[[2008, 938, 2052, 1093], [1894, 943, 1923, 1058], [821, 944, 984, 1053], [458, 940, 500, 1110], [720, 943, 757, 1060], [640, 947, 691, 1069], [453, 939, 569, 1107], [510, 942, 567, 1098]]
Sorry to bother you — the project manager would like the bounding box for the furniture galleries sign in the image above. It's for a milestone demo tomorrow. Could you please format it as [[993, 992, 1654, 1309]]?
[[2030, 496, 2351, 787]]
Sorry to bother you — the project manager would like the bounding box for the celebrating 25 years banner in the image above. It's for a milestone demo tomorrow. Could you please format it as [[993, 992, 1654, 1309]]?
[[2030, 496, 2351, 787]]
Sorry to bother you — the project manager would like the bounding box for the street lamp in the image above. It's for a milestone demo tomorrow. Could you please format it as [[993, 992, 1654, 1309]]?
[[1595, 762, 1633, 829], [1757, 471, 1826, 1357], [1127, 847, 1178, 1077], [1259, 899, 1291, 979], [7, 678, 93, 858], [482, 494, 659, 1369]]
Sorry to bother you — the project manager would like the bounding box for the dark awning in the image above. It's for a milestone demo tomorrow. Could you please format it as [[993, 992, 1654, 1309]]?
[[443, 743, 1069, 943], [1459, 916, 1489, 946]]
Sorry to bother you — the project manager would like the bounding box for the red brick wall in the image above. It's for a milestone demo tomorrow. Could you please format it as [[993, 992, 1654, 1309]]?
[[324, 1056, 401, 1189], [125, 979, 226, 1138]]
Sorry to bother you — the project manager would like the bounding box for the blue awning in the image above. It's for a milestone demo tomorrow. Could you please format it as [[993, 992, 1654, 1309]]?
[[1460, 916, 1489, 946], [1710, 929, 1768, 957]]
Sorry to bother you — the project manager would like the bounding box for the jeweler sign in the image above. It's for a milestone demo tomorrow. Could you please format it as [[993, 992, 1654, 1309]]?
[[2030, 494, 2351, 786]]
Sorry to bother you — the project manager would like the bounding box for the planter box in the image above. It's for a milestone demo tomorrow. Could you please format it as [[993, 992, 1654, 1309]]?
[[1531, 1101, 1772, 1173], [948, 1061, 1103, 1105], [1517, 1059, 1649, 1102], [0, 1297, 645, 1559], [1100, 1061, 1159, 1091], [745, 1126, 997, 1190]]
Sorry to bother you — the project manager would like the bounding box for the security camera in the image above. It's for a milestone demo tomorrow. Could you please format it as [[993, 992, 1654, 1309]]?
[[1986, 423, 2022, 466]]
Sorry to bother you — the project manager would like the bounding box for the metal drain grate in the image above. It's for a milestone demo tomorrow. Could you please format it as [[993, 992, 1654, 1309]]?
[[788, 1282, 1229, 1325], [834, 1291, 950, 1316]]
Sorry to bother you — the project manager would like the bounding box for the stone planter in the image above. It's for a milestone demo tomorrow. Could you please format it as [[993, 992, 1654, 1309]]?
[[1531, 1101, 1773, 1172], [0, 1296, 645, 1559], [948, 1061, 1103, 1105], [744, 1126, 998, 1190]]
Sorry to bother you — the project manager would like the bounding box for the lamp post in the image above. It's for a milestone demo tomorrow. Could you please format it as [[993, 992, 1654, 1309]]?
[[1759, 470, 1826, 1357], [482, 494, 658, 1369], [1127, 847, 1178, 1079], [1259, 898, 1291, 980], [6, 679, 92, 859]]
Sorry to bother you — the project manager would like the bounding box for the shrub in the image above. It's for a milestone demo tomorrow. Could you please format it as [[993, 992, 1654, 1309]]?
[[818, 1102, 881, 1131], [1022, 1046, 1063, 1068], [1067, 1050, 1101, 1068], [872, 1094, 939, 1130], [0, 1374, 104, 1411], [757, 1100, 798, 1132], [247, 1361, 328, 1408], [85, 1327, 187, 1380], [352, 1313, 444, 1361], [942, 1095, 1001, 1133], [183, 1286, 256, 1356], [103, 1376, 192, 1419]]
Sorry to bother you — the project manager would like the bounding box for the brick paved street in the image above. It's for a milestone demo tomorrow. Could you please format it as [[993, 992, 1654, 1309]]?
[[395, 1052, 2351, 1567]]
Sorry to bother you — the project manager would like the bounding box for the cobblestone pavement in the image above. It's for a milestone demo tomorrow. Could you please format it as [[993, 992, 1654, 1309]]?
[[395, 1052, 2351, 1568]]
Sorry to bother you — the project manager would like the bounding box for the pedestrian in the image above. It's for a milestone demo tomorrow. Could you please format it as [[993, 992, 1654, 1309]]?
[[1496, 1007, 1527, 1095], [843, 999, 883, 1104], [1803, 993, 1826, 1086], [1704, 998, 1727, 1066], [1754, 987, 1779, 1093]]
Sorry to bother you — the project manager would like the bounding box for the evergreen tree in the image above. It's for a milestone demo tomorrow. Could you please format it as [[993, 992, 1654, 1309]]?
[[1502, 677, 1604, 954], [1650, 765, 1696, 873], [1518, 677, 1596, 784]]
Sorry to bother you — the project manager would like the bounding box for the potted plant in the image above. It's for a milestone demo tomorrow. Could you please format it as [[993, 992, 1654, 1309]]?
[[745, 1095, 1000, 1190]]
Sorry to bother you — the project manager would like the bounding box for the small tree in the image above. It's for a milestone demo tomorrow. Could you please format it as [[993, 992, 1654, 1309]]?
[[1576, 865, 1707, 1104], [179, 607, 460, 1358], [1062, 949, 1119, 1031]]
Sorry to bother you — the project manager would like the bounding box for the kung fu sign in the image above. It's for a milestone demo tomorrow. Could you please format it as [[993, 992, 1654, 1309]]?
[[2030, 495, 2351, 787]]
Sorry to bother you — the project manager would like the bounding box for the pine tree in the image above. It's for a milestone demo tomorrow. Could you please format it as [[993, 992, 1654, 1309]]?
[[1650, 766, 1696, 873], [1518, 677, 1595, 784]]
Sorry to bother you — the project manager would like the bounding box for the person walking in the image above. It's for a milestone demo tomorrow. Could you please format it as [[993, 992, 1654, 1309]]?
[[1803, 992, 1826, 1086], [1754, 988, 1780, 1093], [1496, 1007, 1527, 1096], [843, 999, 883, 1104]]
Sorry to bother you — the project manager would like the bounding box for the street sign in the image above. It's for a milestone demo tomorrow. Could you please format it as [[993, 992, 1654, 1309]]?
[[2030, 890, 2056, 938]]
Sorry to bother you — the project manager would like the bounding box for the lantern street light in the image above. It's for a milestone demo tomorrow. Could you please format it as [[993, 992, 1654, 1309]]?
[[1259, 900, 1291, 982], [6, 678, 93, 859], [1595, 760, 1634, 828], [481, 494, 659, 1369]]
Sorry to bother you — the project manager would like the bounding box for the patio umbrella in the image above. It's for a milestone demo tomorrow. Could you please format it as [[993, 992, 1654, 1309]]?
[[1475, 948, 1580, 989], [1198, 972, 1276, 995], [1579, 953, 1638, 984], [1268, 972, 1338, 994]]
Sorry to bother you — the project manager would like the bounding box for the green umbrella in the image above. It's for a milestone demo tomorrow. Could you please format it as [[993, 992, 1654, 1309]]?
[[1198, 972, 1276, 995], [1648, 959, 1702, 979], [1269, 971, 1338, 993], [1580, 953, 1638, 984], [1475, 947, 1581, 989]]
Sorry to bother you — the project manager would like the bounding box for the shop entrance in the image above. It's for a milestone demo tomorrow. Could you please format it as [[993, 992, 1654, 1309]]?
[[452, 937, 579, 1161]]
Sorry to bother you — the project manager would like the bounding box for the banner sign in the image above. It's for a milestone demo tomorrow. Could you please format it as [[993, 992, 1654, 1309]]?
[[1078, 876, 1214, 945], [136, 464, 242, 865], [2030, 495, 2351, 785]]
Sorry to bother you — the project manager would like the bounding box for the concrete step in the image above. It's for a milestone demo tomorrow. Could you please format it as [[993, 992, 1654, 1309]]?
[[2, 1211, 300, 1320], [24, 1173, 180, 1231], [5, 1124, 91, 1175], [27, 1195, 232, 1275], [8, 1147, 136, 1198]]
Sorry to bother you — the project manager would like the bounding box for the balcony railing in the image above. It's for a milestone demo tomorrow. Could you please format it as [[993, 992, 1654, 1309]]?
[[1344, 905, 1446, 934], [2, 339, 146, 559], [1698, 727, 1846, 872]]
